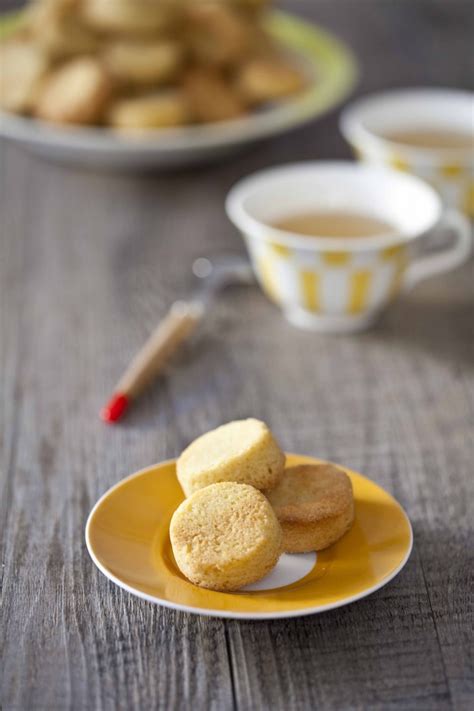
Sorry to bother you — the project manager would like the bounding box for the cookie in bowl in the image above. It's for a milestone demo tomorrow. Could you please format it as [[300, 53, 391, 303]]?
[[0, 40, 48, 113], [107, 90, 190, 131], [266, 463, 354, 553], [35, 57, 112, 124], [170, 481, 282, 591]]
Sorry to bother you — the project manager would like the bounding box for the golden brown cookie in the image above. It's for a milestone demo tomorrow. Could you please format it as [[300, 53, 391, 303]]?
[[236, 56, 305, 104], [185, 3, 253, 67], [103, 39, 184, 86], [35, 58, 112, 125], [82, 0, 176, 36], [0, 40, 48, 113], [266, 464, 354, 553], [107, 90, 189, 131], [235, 0, 271, 19], [27, 0, 99, 59], [170, 482, 282, 591], [183, 68, 246, 123], [25, 0, 79, 26], [177, 418, 285, 497]]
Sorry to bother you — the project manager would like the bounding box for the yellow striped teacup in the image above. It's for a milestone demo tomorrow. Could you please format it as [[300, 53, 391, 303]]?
[[340, 89, 474, 217], [226, 162, 472, 332]]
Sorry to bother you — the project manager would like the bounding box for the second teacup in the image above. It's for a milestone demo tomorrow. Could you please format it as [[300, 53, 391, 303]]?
[[340, 88, 474, 217], [226, 161, 472, 332]]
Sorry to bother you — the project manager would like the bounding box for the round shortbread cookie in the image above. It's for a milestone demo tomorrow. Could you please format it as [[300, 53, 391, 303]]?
[[107, 90, 189, 131], [0, 41, 48, 113], [170, 482, 282, 591], [35, 58, 111, 124], [27, 0, 100, 60], [103, 40, 184, 86], [236, 57, 306, 104], [185, 3, 254, 67], [183, 68, 246, 123], [82, 0, 176, 36], [266, 464, 354, 553], [177, 418, 285, 497]]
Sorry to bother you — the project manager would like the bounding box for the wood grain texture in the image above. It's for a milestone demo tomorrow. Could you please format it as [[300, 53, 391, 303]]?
[[1, 1, 473, 710]]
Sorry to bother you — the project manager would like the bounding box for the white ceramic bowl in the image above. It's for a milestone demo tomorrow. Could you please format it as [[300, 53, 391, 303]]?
[[0, 11, 357, 170]]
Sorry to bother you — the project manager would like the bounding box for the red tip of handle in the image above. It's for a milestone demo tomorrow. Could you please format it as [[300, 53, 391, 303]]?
[[100, 393, 129, 423]]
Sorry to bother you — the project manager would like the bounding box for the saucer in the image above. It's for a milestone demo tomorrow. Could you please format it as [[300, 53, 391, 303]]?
[[86, 454, 412, 619]]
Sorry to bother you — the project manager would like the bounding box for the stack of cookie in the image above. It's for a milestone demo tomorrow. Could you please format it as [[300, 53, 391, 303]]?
[[170, 418, 355, 591], [0, 0, 306, 130]]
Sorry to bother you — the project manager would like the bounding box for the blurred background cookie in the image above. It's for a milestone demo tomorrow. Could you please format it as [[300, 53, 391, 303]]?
[[267, 463, 354, 553], [35, 57, 112, 124], [183, 68, 246, 123], [235, 0, 271, 18], [185, 3, 254, 68], [103, 39, 184, 87], [27, 0, 100, 60], [170, 482, 282, 591], [82, 0, 178, 37], [237, 57, 306, 104], [107, 90, 190, 131], [0, 40, 48, 112]]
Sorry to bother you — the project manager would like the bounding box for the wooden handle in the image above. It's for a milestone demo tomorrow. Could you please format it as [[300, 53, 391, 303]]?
[[116, 301, 203, 399]]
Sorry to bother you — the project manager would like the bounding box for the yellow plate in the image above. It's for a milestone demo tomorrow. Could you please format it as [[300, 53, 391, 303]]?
[[86, 455, 412, 619]]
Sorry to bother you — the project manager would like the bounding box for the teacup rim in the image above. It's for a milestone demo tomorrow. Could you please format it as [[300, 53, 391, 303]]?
[[226, 161, 443, 252], [340, 86, 474, 162]]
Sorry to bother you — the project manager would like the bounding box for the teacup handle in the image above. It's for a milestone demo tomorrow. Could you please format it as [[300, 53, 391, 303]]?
[[403, 209, 472, 291]]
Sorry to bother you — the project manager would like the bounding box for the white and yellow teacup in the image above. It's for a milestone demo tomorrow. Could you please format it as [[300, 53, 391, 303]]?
[[340, 88, 474, 217], [226, 162, 472, 332]]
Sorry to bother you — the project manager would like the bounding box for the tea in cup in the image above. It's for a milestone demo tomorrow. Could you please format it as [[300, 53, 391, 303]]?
[[226, 161, 472, 332]]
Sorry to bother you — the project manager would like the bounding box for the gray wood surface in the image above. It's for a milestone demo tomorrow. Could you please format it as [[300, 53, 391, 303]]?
[[1, 1, 473, 709]]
